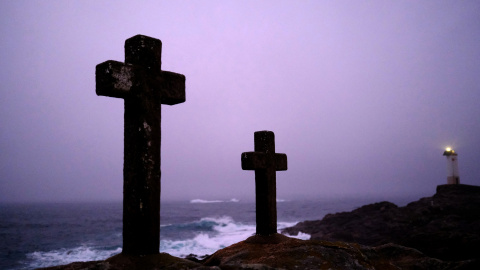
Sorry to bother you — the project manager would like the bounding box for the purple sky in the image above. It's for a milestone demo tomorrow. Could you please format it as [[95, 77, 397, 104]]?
[[1, 1, 479, 203]]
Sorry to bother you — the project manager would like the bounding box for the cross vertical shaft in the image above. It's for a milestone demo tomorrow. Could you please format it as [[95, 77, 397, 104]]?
[[241, 131, 287, 235], [95, 35, 185, 255]]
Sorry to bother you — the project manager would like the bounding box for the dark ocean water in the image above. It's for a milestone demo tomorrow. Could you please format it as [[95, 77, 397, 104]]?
[[0, 197, 417, 269]]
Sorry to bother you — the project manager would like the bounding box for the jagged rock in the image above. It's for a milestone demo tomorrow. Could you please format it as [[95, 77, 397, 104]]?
[[282, 184, 480, 261]]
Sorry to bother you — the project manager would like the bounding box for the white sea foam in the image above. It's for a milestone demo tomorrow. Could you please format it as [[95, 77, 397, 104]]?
[[284, 231, 311, 240], [190, 199, 224, 204], [160, 216, 311, 257], [278, 221, 311, 240], [26, 246, 122, 269], [161, 215, 255, 257]]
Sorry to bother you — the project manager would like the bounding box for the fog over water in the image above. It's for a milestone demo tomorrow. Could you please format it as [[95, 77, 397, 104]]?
[[1, 1, 479, 203]]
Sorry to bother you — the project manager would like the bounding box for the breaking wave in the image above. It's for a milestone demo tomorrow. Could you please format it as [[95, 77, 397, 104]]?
[[22, 216, 309, 268], [161, 216, 309, 257]]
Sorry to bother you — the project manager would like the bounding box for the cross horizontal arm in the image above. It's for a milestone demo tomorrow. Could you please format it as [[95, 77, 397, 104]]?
[[96, 60, 134, 99], [241, 152, 288, 171], [275, 153, 288, 171], [158, 71, 186, 105]]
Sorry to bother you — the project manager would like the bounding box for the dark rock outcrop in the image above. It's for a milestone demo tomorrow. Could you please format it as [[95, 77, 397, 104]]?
[[282, 184, 480, 261], [204, 234, 476, 269]]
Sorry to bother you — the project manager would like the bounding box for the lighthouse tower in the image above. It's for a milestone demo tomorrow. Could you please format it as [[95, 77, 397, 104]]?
[[443, 147, 460, 185]]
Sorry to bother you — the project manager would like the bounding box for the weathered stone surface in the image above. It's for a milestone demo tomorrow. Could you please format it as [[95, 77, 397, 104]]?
[[241, 131, 287, 235], [282, 184, 480, 261], [95, 34, 186, 255]]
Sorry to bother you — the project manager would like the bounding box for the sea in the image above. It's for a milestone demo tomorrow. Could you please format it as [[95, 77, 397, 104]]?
[[0, 196, 418, 270]]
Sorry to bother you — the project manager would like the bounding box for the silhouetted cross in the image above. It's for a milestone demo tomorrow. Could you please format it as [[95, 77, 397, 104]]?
[[241, 131, 287, 235], [95, 35, 185, 255]]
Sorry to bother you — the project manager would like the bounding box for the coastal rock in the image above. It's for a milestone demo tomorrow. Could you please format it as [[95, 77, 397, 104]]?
[[204, 234, 475, 269], [282, 184, 480, 261]]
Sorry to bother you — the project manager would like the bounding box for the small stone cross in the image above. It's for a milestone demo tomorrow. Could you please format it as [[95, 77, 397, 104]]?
[[95, 35, 185, 255], [241, 131, 287, 235]]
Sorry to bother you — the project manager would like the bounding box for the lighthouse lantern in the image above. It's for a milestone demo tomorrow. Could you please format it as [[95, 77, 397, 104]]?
[[443, 147, 460, 184]]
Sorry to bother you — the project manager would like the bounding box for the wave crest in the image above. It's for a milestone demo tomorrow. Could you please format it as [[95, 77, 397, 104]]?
[[161, 216, 253, 257], [190, 198, 240, 204]]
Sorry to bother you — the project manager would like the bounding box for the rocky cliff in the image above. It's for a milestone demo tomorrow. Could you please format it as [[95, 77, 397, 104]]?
[[282, 184, 480, 262]]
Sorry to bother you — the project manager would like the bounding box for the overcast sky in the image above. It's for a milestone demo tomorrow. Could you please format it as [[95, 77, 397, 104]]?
[[1, 1, 479, 203]]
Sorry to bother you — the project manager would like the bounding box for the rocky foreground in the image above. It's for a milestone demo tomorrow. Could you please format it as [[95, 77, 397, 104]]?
[[39, 234, 478, 270], [40, 184, 480, 269]]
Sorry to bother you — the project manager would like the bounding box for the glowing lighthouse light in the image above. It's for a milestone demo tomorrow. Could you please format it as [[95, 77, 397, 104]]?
[[443, 147, 460, 184]]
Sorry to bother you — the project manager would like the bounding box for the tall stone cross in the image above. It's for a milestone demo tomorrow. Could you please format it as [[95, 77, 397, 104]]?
[[241, 131, 287, 235], [95, 35, 186, 255]]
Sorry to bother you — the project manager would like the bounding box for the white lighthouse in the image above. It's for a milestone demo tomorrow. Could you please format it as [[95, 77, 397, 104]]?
[[443, 147, 460, 185]]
